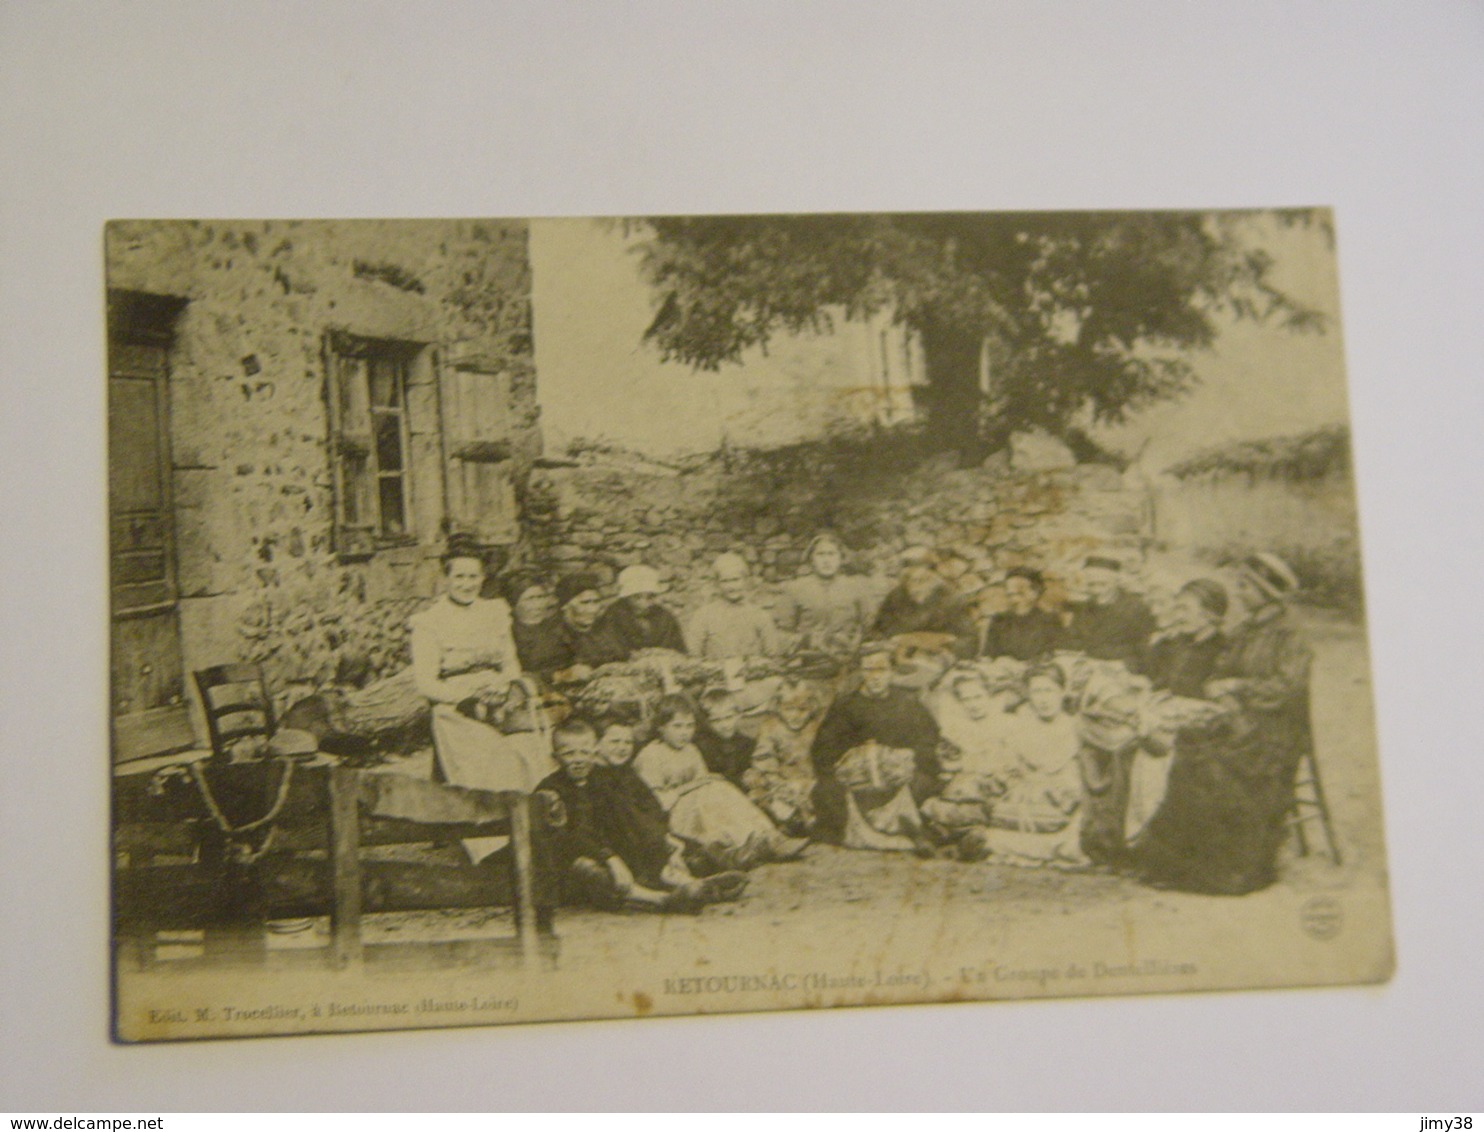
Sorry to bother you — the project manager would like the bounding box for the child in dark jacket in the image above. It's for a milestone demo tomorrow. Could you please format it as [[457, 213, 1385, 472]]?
[[694, 688, 757, 787], [537, 715, 745, 913]]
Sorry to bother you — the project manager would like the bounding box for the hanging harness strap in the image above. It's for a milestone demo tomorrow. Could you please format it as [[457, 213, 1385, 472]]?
[[187, 758, 297, 862]]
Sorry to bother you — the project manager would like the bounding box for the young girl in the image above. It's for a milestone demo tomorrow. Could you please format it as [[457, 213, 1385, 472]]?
[[984, 665, 1086, 867], [694, 688, 756, 786], [920, 669, 1019, 858], [634, 695, 808, 871]]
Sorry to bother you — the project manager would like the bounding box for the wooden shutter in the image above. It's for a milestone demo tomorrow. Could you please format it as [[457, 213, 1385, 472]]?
[[440, 359, 517, 545], [326, 337, 375, 557]]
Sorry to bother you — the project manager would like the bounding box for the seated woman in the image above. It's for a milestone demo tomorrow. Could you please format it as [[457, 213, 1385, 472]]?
[[983, 665, 1086, 867], [1130, 553, 1314, 895], [871, 549, 979, 661], [537, 717, 746, 913], [592, 564, 687, 659], [550, 572, 629, 679], [744, 678, 825, 836], [634, 695, 808, 872], [504, 573, 571, 684], [809, 643, 944, 851], [980, 566, 1064, 662], [409, 537, 556, 863], [1123, 577, 1229, 839], [774, 533, 879, 658], [410, 538, 553, 790], [1063, 555, 1157, 669], [686, 552, 784, 662], [1137, 578, 1228, 697]]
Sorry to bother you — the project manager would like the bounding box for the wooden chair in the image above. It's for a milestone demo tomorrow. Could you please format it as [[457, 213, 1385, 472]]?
[[194, 663, 278, 761], [1288, 746, 1342, 864]]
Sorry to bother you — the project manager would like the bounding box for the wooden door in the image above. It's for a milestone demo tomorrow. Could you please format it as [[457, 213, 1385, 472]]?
[[109, 292, 193, 762]]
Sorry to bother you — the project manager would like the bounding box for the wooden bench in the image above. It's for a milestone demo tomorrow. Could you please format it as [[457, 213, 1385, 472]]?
[[113, 758, 552, 969]]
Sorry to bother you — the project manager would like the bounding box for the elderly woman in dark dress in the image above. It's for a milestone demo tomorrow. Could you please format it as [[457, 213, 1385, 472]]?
[[1137, 578, 1229, 698], [505, 573, 568, 682], [1130, 554, 1315, 895]]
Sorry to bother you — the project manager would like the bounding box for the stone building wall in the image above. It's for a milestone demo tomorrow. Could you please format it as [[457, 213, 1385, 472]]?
[[107, 219, 538, 709]]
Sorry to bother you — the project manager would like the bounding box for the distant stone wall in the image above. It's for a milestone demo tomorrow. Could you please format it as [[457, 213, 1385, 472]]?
[[107, 220, 538, 706], [522, 443, 1157, 624]]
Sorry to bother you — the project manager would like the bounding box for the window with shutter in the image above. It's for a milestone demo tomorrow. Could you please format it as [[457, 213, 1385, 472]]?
[[326, 333, 421, 558]]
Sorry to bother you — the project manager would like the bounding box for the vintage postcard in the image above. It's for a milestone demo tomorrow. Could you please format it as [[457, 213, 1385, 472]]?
[[108, 210, 1392, 1041]]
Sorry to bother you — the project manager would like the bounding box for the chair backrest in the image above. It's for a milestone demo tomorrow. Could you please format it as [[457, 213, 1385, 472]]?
[[194, 663, 276, 760]]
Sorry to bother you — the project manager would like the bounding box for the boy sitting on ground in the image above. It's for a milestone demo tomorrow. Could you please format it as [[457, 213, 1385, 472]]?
[[536, 716, 746, 913]]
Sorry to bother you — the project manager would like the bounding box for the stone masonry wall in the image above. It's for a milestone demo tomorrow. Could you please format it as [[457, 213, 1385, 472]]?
[[107, 220, 538, 710], [522, 439, 1157, 627]]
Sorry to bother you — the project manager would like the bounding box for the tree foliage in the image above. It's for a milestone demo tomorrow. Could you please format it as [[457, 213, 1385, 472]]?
[[629, 210, 1326, 456]]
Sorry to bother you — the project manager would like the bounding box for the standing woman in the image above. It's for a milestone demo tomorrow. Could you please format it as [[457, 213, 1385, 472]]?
[[1132, 553, 1314, 895], [410, 535, 555, 801]]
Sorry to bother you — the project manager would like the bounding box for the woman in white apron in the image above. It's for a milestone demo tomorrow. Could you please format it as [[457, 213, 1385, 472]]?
[[409, 538, 555, 861]]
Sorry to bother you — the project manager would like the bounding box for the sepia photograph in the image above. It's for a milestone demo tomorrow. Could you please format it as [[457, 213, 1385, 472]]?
[[107, 209, 1392, 1041]]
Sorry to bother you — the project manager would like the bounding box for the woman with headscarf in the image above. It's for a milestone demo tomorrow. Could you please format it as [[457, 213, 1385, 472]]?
[[1130, 553, 1315, 895], [592, 564, 687, 658], [871, 548, 978, 658], [552, 571, 629, 677]]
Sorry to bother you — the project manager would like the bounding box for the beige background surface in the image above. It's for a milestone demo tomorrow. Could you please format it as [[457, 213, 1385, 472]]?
[[2, 0, 1482, 1111]]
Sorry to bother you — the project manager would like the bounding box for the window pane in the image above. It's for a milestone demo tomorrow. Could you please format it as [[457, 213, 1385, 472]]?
[[369, 356, 402, 408], [373, 410, 404, 471], [378, 476, 406, 536]]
